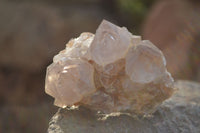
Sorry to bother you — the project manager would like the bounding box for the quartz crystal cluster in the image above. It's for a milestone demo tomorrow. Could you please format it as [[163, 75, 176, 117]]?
[[45, 20, 174, 115]]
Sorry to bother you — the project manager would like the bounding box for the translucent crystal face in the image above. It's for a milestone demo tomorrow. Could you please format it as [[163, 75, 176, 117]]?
[[90, 20, 132, 66], [53, 32, 94, 63], [45, 58, 95, 106], [45, 20, 174, 115], [125, 40, 166, 83]]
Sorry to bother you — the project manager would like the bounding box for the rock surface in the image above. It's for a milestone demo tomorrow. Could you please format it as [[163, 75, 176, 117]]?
[[48, 80, 200, 133]]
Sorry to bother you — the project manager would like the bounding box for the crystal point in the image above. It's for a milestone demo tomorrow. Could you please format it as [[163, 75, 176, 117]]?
[[90, 20, 134, 66]]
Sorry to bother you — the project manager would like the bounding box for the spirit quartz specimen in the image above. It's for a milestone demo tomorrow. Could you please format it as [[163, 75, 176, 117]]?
[[45, 20, 174, 115]]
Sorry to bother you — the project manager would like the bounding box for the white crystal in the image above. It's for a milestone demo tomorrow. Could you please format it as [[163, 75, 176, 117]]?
[[45, 20, 174, 115]]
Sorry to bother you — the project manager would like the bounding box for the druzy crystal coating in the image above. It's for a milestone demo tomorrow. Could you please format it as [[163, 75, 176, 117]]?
[[45, 20, 174, 114]]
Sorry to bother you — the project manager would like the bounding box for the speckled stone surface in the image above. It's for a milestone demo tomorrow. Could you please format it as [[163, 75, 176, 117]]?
[[48, 80, 200, 133]]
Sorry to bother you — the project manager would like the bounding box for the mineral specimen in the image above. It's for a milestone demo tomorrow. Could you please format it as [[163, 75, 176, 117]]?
[[45, 20, 174, 115]]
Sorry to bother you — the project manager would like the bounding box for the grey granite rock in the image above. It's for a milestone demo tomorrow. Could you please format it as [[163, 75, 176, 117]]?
[[48, 80, 200, 133]]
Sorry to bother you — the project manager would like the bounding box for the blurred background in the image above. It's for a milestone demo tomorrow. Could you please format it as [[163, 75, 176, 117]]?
[[0, 0, 199, 132]]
